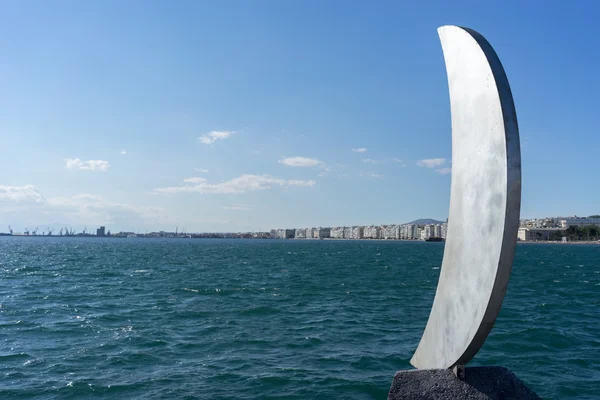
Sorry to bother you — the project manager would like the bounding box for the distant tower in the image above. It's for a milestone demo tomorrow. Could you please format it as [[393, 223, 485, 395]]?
[[96, 226, 106, 237]]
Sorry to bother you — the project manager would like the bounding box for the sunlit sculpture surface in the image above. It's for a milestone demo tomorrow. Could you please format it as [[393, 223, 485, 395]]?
[[411, 25, 522, 370]]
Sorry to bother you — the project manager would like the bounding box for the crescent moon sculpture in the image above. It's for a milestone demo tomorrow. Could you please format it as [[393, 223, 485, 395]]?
[[411, 26, 521, 370]]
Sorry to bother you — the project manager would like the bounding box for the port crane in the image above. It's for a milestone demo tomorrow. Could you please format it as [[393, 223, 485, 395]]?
[[32, 227, 39, 236], [8, 226, 12, 235]]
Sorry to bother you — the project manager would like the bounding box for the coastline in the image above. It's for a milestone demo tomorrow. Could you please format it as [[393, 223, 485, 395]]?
[[518, 240, 600, 245], [2, 235, 599, 245]]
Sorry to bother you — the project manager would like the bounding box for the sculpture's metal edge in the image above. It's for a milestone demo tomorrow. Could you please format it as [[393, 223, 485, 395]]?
[[410, 25, 521, 369]]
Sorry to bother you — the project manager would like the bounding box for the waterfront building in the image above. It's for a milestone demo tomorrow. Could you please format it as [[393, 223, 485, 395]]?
[[521, 217, 563, 229], [343, 226, 353, 239], [393, 225, 401, 239], [400, 225, 407, 239], [364, 225, 381, 239], [382, 225, 391, 239], [278, 229, 295, 239], [96, 226, 106, 237], [352, 226, 364, 239], [295, 229, 306, 239], [317, 227, 331, 238], [382, 225, 398, 240], [441, 223, 448, 239], [422, 225, 435, 240], [402, 224, 417, 240], [331, 227, 344, 239], [517, 227, 564, 241], [564, 217, 600, 227]]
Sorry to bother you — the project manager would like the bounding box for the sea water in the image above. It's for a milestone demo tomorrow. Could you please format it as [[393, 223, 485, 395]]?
[[1, 238, 598, 399]]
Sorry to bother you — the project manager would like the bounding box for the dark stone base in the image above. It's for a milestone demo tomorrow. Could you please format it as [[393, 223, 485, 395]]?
[[388, 366, 540, 400]]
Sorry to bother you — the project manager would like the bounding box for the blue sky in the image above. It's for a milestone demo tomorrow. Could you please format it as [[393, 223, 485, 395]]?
[[1, 1, 599, 233]]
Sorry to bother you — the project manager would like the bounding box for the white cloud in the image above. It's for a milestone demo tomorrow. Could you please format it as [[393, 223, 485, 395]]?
[[0, 185, 171, 230], [0, 185, 47, 204], [199, 130, 234, 145], [360, 172, 384, 178], [318, 167, 331, 177], [316, 163, 349, 179], [361, 157, 403, 164], [183, 177, 207, 183], [47, 194, 170, 228], [417, 158, 446, 168], [120, 150, 127, 155], [286, 179, 316, 187], [435, 168, 452, 175], [352, 148, 367, 153], [154, 174, 316, 195], [194, 168, 209, 173], [362, 158, 384, 164], [223, 204, 251, 211], [278, 157, 322, 167], [65, 158, 110, 171]]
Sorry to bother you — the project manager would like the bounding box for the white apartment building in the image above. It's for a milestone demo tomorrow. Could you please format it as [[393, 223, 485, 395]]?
[[518, 227, 564, 241], [331, 227, 344, 239], [402, 224, 417, 240], [381, 225, 395, 239], [352, 226, 364, 239], [278, 229, 295, 239], [343, 226, 353, 239], [441, 223, 448, 239], [422, 225, 435, 240], [316, 227, 331, 238], [563, 217, 600, 227], [364, 226, 381, 239]]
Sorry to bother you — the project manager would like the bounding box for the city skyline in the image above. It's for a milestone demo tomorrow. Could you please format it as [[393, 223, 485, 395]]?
[[2, 1, 600, 232], [5, 214, 600, 237]]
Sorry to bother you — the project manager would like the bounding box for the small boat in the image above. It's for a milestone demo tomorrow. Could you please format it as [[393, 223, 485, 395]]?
[[425, 237, 445, 242]]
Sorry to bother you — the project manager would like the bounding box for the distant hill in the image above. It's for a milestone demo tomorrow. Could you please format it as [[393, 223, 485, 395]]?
[[406, 218, 445, 225]]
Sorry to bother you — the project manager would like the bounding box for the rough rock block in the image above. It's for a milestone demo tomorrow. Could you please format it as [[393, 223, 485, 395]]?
[[388, 366, 540, 400]]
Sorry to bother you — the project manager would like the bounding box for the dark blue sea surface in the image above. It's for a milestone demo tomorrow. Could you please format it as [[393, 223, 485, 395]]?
[[0, 238, 599, 399]]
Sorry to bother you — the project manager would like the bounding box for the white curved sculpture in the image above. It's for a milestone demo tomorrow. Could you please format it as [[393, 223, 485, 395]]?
[[411, 26, 521, 370]]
